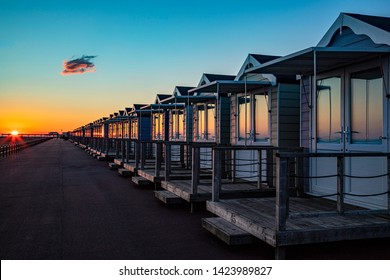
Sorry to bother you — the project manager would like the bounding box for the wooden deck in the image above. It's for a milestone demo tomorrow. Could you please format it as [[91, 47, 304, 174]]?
[[161, 179, 273, 203], [206, 197, 390, 248], [137, 168, 165, 183]]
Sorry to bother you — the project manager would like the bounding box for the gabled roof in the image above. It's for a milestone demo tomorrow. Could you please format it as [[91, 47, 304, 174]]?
[[318, 12, 390, 47], [198, 73, 235, 87], [155, 94, 171, 104], [346, 13, 390, 32], [173, 86, 195, 96], [235, 53, 280, 83], [250, 54, 281, 64]]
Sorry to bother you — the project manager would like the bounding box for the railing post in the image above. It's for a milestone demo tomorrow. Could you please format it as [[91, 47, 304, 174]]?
[[155, 143, 162, 177], [140, 142, 146, 170], [212, 148, 222, 202], [297, 153, 305, 196], [257, 149, 262, 189], [164, 143, 171, 181], [115, 139, 120, 159], [276, 154, 289, 232], [267, 148, 274, 188], [232, 149, 236, 182], [387, 155, 390, 211], [191, 146, 200, 195], [180, 144, 185, 168], [135, 141, 140, 171], [337, 156, 345, 214], [121, 139, 125, 160], [126, 140, 130, 163]]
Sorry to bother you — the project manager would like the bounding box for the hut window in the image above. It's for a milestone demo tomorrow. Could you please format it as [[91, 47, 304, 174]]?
[[131, 119, 138, 139], [316, 77, 341, 143], [237, 93, 269, 142], [238, 95, 250, 140], [350, 68, 383, 144], [172, 109, 184, 140], [117, 122, 123, 138], [196, 102, 215, 141], [153, 112, 164, 140], [254, 94, 269, 142], [124, 122, 129, 138]]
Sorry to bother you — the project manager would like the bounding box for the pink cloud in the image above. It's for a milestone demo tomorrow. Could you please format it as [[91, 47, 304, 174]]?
[[61, 55, 97, 75]]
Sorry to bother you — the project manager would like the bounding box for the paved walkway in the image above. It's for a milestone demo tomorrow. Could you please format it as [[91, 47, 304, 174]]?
[[1, 139, 389, 260]]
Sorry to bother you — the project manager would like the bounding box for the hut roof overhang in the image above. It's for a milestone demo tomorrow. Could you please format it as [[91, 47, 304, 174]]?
[[160, 95, 216, 105], [246, 47, 390, 76], [188, 80, 273, 95], [140, 103, 186, 111]]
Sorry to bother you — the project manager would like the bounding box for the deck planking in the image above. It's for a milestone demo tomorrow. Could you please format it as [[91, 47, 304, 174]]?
[[161, 179, 271, 202], [207, 197, 390, 247]]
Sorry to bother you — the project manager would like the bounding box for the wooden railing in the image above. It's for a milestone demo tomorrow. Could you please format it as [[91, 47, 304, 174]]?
[[211, 146, 304, 202], [275, 152, 390, 232]]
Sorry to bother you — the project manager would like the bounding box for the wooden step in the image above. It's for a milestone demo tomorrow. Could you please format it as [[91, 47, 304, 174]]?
[[154, 190, 183, 204], [132, 176, 150, 186], [201, 217, 253, 245], [108, 162, 120, 170], [118, 168, 132, 177], [96, 156, 105, 161]]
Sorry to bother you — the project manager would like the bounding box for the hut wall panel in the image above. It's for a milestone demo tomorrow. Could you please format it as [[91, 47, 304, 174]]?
[[300, 77, 311, 149], [277, 83, 300, 148], [139, 117, 151, 141], [185, 106, 193, 142], [230, 96, 237, 145], [271, 86, 278, 147], [192, 107, 197, 142], [219, 96, 231, 145], [164, 111, 170, 141]]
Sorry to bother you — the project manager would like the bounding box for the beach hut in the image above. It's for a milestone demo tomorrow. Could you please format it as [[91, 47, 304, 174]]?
[[194, 54, 300, 193], [122, 104, 152, 175], [205, 13, 390, 259], [133, 94, 172, 185], [249, 12, 390, 209], [156, 74, 235, 207]]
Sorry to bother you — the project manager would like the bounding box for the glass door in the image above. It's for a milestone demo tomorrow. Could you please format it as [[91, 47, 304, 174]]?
[[344, 67, 387, 208], [312, 66, 387, 209]]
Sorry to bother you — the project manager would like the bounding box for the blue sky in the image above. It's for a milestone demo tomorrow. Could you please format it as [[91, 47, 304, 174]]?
[[0, 0, 389, 133]]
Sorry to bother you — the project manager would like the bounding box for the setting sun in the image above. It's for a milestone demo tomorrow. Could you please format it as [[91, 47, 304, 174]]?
[[11, 130, 19, 136]]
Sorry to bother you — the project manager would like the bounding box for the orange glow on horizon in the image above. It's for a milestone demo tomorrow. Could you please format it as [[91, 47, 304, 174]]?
[[11, 130, 19, 136]]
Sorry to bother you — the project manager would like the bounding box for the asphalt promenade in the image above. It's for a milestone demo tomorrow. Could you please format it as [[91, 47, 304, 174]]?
[[1, 139, 389, 260]]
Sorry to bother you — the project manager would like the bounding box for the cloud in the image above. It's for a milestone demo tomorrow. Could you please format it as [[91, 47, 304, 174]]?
[[61, 55, 97, 75]]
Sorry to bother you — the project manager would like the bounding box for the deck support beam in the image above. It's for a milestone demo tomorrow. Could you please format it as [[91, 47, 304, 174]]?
[[275, 246, 286, 260]]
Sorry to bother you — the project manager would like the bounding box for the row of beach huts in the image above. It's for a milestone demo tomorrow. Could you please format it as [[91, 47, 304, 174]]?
[[68, 13, 390, 259]]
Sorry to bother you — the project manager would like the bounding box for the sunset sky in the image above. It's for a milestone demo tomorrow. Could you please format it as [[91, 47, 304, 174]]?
[[1, 0, 389, 134]]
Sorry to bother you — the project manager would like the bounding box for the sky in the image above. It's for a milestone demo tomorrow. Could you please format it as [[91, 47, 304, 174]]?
[[0, 0, 389, 134]]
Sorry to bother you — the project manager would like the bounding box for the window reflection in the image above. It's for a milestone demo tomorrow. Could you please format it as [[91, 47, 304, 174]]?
[[172, 109, 184, 140], [254, 94, 269, 142], [207, 104, 216, 140], [237, 94, 269, 142], [351, 68, 383, 144], [317, 77, 341, 143]]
